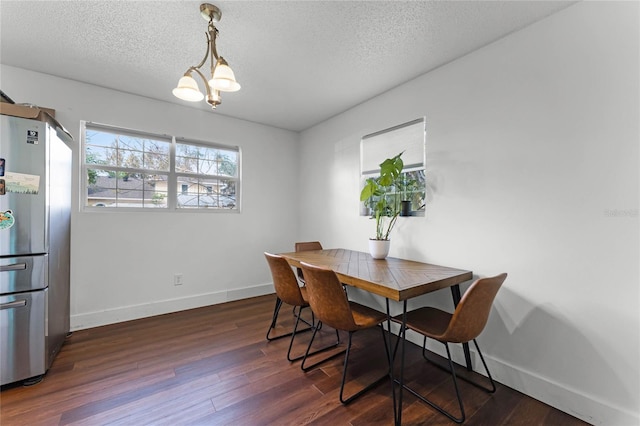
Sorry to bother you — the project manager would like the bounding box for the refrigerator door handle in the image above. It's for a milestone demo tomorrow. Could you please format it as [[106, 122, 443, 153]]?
[[0, 263, 28, 272], [0, 300, 27, 310]]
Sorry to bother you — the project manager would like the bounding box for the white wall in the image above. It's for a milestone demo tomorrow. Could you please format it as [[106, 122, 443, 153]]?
[[298, 2, 639, 425], [0, 65, 300, 329], [1, 1, 638, 423]]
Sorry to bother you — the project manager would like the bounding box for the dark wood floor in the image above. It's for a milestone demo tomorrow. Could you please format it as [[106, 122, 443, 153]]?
[[1, 294, 590, 426]]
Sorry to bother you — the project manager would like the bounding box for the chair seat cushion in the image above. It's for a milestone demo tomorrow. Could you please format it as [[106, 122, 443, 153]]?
[[349, 301, 387, 330], [393, 307, 452, 341]]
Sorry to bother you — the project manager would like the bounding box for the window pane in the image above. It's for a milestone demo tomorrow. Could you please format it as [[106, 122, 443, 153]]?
[[144, 151, 169, 171], [176, 143, 199, 173], [85, 168, 168, 208], [400, 170, 426, 212], [214, 178, 236, 208], [175, 143, 193, 157], [86, 146, 116, 167], [118, 135, 144, 152], [221, 179, 236, 197], [142, 174, 167, 208], [199, 158, 217, 175], [217, 151, 238, 177], [175, 142, 239, 178], [86, 168, 116, 207], [114, 173, 144, 207], [176, 176, 199, 208], [85, 129, 118, 149], [141, 139, 170, 171], [175, 177, 237, 209], [85, 130, 171, 172], [86, 131, 122, 167], [119, 150, 143, 169]]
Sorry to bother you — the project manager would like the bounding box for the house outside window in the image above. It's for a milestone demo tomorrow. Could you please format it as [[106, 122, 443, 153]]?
[[81, 122, 241, 211]]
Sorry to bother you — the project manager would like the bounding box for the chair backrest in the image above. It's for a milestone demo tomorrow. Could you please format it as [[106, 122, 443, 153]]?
[[295, 241, 323, 252], [295, 241, 323, 280], [443, 273, 507, 343], [300, 262, 357, 331], [264, 252, 307, 307]]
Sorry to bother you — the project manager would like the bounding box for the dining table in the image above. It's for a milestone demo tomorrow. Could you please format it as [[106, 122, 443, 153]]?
[[279, 248, 473, 425]]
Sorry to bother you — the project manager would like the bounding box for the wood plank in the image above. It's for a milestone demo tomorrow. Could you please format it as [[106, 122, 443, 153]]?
[[0, 294, 591, 426]]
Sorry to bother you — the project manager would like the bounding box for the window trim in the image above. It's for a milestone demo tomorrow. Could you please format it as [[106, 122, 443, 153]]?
[[80, 121, 242, 213]]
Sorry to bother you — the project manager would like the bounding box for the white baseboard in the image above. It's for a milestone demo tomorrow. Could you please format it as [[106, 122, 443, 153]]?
[[407, 334, 639, 426], [70, 283, 274, 331]]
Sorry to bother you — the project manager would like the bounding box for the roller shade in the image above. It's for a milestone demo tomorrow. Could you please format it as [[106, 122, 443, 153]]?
[[361, 118, 425, 174]]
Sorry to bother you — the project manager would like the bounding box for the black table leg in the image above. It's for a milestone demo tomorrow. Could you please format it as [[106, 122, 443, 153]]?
[[395, 300, 407, 425], [450, 285, 472, 370], [385, 299, 398, 424]]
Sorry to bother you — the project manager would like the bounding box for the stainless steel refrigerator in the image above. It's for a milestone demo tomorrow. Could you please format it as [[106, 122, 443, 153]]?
[[0, 112, 72, 386]]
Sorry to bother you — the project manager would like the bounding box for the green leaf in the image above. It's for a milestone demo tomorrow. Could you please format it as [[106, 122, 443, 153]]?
[[360, 179, 377, 201]]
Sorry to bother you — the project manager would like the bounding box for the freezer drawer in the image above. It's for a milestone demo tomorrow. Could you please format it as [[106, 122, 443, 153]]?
[[0, 255, 47, 294], [0, 289, 46, 386]]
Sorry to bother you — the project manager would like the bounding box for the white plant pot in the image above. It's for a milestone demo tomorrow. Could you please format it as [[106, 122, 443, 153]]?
[[368, 239, 390, 259]]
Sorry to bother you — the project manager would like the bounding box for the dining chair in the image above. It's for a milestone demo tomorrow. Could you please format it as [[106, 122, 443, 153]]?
[[393, 273, 507, 423], [294, 241, 323, 283], [265, 241, 322, 341], [300, 261, 390, 404], [264, 253, 339, 362]]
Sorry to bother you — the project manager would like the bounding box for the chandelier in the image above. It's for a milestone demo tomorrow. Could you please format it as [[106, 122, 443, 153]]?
[[173, 3, 241, 109]]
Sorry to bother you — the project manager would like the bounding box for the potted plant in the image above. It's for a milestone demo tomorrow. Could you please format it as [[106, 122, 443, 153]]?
[[360, 152, 404, 259], [398, 173, 418, 216]]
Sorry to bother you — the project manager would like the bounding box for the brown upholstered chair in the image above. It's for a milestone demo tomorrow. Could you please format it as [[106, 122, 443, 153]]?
[[265, 241, 322, 341], [300, 261, 390, 404], [264, 253, 339, 362], [394, 273, 507, 423], [294, 241, 323, 252], [294, 241, 323, 283]]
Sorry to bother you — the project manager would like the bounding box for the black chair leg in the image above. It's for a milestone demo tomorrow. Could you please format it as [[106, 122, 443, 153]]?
[[266, 299, 313, 341], [300, 321, 344, 371], [472, 339, 496, 393], [444, 342, 465, 423], [288, 306, 313, 361], [404, 339, 498, 423], [339, 331, 390, 405], [265, 297, 284, 341], [399, 342, 465, 423], [287, 308, 328, 362], [421, 338, 496, 393]]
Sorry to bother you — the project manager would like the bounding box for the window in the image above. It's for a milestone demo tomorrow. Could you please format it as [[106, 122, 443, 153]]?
[[360, 118, 426, 216], [81, 122, 240, 211]]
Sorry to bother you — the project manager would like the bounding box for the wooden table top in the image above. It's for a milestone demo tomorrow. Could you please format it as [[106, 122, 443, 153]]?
[[279, 248, 472, 302]]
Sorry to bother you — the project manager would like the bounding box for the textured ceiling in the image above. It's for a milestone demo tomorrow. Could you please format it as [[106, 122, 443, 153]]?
[[0, 1, 575, 132]]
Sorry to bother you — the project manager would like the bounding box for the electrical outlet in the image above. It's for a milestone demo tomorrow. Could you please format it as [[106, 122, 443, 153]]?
[[174, 273, 183, 286]]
